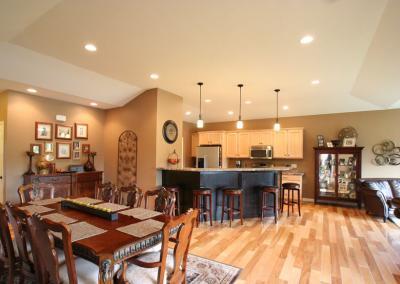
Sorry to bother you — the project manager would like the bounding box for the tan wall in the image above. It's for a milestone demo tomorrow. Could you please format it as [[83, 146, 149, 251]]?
[[0, 92, 8, 202], [182, 122, 196, 167], [103, 89, 158, 190], [155, 89, 183, 169], [4, 91, 106, 202], [188, 109, 400, 199]]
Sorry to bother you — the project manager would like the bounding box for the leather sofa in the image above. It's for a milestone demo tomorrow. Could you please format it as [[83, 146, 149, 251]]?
[[357, 178, 400, 222]]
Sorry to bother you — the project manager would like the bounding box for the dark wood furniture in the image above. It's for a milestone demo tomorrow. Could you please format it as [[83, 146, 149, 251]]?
[[18, 183, 55, 204], [0, 202, 18, 281], [16, 198, 177, 284], [281, 183, 301, 217], [314, 147, 363, 207], [192, 188, 213, 227], [114, 185, 143, 208], [144, 187, 176, 216], [23, 171, 103, 198], [127, 209, 198, 283], [166, 186, 181, 216], [95, 182, 115, 202], [260, 187, 279, 223], [221, 189, 244, 227]]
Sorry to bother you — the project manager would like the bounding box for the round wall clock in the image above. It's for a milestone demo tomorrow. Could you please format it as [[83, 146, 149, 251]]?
[[162, 120, 178, 144]]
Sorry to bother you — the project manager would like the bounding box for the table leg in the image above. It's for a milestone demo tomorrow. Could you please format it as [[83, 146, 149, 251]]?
[[99, 255, 114, 284]]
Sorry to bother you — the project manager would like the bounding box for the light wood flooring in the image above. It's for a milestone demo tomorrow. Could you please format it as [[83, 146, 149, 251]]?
[[189, 203, 400, 284]]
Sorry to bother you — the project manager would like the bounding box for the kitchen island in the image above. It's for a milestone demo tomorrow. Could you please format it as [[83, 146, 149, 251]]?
[[159, 167, 292, 220]]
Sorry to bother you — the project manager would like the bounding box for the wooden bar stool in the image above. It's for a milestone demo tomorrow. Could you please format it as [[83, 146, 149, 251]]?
[[165, 186, 181, 216], [281, 182, 301, 217], [260, 187, 280, 223], [221, 188, 244, 227], [193, 188, 213, 227]]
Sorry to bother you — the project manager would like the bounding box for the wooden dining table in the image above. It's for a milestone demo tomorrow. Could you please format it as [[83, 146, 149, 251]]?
[[17, 199, 175, 284]]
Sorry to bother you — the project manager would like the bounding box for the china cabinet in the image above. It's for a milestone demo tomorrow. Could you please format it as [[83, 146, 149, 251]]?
[[314, 147, 363, 206]]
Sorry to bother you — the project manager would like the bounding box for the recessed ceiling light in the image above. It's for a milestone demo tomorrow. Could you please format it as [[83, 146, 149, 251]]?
[[185, 111, 191, 115], [244, 100, 252, 105], [300, 35, 314, 45], [311, 79, 320, 85], [283, 105, 289, 110], [227, 111, 234, 115], [26, 88, 37, 93], [90, 102, 98, 106], [150, 73, 159, 80], [84, 43, 97, 52], [204, 99, 212, 103]]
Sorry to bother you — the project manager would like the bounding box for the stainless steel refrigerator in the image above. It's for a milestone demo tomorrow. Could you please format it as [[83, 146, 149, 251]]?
[[196, 145, 222, 168]]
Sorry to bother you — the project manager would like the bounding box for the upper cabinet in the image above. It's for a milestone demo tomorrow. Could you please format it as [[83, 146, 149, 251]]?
[[250, 130, 274, 146], [273, 128, 303, 159], [198, 131, 224, 145], [225, 132, 250, 158]]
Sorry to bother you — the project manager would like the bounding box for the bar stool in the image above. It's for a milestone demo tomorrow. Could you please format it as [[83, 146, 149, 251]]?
[[281, 183, 301, 217], [165, 186, 181, 216], [260, 187, 279, 223], [193, 188, 213, 227], [221, 188, 244, 227]]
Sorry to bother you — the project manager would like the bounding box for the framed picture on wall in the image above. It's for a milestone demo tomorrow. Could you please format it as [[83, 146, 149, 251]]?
[[72, 150, 81, 160], [75, 123, 88, 139], [35, 122, 53, 140], [55, 124, 73, 140], [82, 144, 90, 154], [30, 143, 42, 155], [44, 142, 54, 153], [343, 137, 356, 147], [72, 141, 81, 151], [56, 142, 71, 159]]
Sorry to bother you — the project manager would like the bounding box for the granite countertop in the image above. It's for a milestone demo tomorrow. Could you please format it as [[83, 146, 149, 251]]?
[[282, 170, 305, 176], [158, 167, 292, 172]]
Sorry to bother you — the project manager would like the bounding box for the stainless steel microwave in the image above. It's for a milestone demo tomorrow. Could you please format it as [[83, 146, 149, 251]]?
[[250, 145, 273, 159]]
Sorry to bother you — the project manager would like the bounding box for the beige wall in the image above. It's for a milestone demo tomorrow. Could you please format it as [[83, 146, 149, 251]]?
[[103, 89, 158, 190], [0, 92, 7, 203], [187, 109, 400, 199], [4, 91, 106, 202]]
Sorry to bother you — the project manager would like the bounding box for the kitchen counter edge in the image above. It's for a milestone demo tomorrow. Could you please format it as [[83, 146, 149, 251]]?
[[158, 167, 292, 172]]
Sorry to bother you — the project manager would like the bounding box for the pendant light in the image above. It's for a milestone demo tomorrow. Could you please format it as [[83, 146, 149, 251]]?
[[236, 84, 244, 129], [196, 82, 204, 128], [273, 89, 281, 132]]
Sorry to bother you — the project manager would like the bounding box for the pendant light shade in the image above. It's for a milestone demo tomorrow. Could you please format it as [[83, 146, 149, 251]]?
[[273, 89, 281, 132], [197, 82, 204, 129], [236, 84, 244, 129]]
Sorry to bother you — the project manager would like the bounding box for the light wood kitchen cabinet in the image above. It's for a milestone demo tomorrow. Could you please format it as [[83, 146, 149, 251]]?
[[238, 132, 250, 157], [191, 133, 199, 156], [226, 132, 238, 157], [198, 131, 224, 145], [273, 128, 303, 159], [250, 130, 274, 146], [225, 132, 250, 158]]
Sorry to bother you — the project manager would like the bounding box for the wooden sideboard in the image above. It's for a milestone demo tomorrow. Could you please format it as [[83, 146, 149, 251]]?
[[23, 171, 103, 198]]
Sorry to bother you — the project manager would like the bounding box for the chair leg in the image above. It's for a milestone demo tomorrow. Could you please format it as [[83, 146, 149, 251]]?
[[273, 193, 277, 224], [240, 194, 244, 225], [221, 193, 225, 224], [297, 190, 301, 216], [176, 192, 181, 215], [209, 195, 213, 226], [260, 191, 264, 220], [229, 196, 233, 227], [291, 189, 294, 214], [203, 195, 208, 223], [287, 189, 290, 217]]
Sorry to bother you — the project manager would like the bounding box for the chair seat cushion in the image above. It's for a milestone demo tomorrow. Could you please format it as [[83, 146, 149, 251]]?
[[59, 256, 99, 284], [125, 251, 175, 284]]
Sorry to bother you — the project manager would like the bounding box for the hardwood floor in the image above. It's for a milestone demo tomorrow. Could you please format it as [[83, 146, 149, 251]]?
[[189, 203, 400, 284]]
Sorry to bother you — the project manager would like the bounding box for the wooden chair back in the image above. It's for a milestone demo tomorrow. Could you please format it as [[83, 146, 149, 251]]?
[[144, 187, 176, 215], [115, 185, 143, 208], [25, 213, 77, 284], [0, 202, 16, 270], [95, 182, 116, 202], [18, 183, 55, 204]]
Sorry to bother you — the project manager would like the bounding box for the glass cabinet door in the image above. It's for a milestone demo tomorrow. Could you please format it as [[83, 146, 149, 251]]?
[[337, 153, 357, 199], [318, 153, 336, 197]]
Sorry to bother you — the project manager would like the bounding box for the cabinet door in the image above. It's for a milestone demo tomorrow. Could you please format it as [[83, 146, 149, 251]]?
[[260, 130, 274, 145], [209, 132, 223, 145], [226, 133, 238, 157], [250, 132, 262, 145], [287, 129, 303, 158], [238, 132, 251, 157], [198, 132, 209, 145], [191, 133, 198, 157], [273, 130, 288, 158]]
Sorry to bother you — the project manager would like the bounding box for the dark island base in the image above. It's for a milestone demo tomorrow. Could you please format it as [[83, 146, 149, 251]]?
[[162, 170, 281, 220]]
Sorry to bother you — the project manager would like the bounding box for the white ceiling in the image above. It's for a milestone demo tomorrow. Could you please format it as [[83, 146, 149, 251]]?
[[0, 0, 399, 122]]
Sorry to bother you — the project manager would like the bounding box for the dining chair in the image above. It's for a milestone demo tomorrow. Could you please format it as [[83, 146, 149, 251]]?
[[95, 182, 116, 202], [144, 187, 176, 216], [114, 185, 143, 208], [0, 202, 18, 282], [125, 209, 199, 283], [18, 183, 55, 204], [25, 213, 102, 284]]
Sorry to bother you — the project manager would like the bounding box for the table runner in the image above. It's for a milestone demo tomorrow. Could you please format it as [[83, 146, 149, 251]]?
[[71, 197, 104, 205], [119, 208, 162, 220], [19, 205, 54, 214], [52, 221, 107, 242], [96, 202, 129, 212], [29, 197, 64, 206], [117, 219, 164, 238], [44, 213, 77, 224]]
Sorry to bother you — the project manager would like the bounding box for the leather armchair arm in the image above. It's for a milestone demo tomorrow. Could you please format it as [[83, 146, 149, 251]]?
[[362, 188, 389, 220]]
